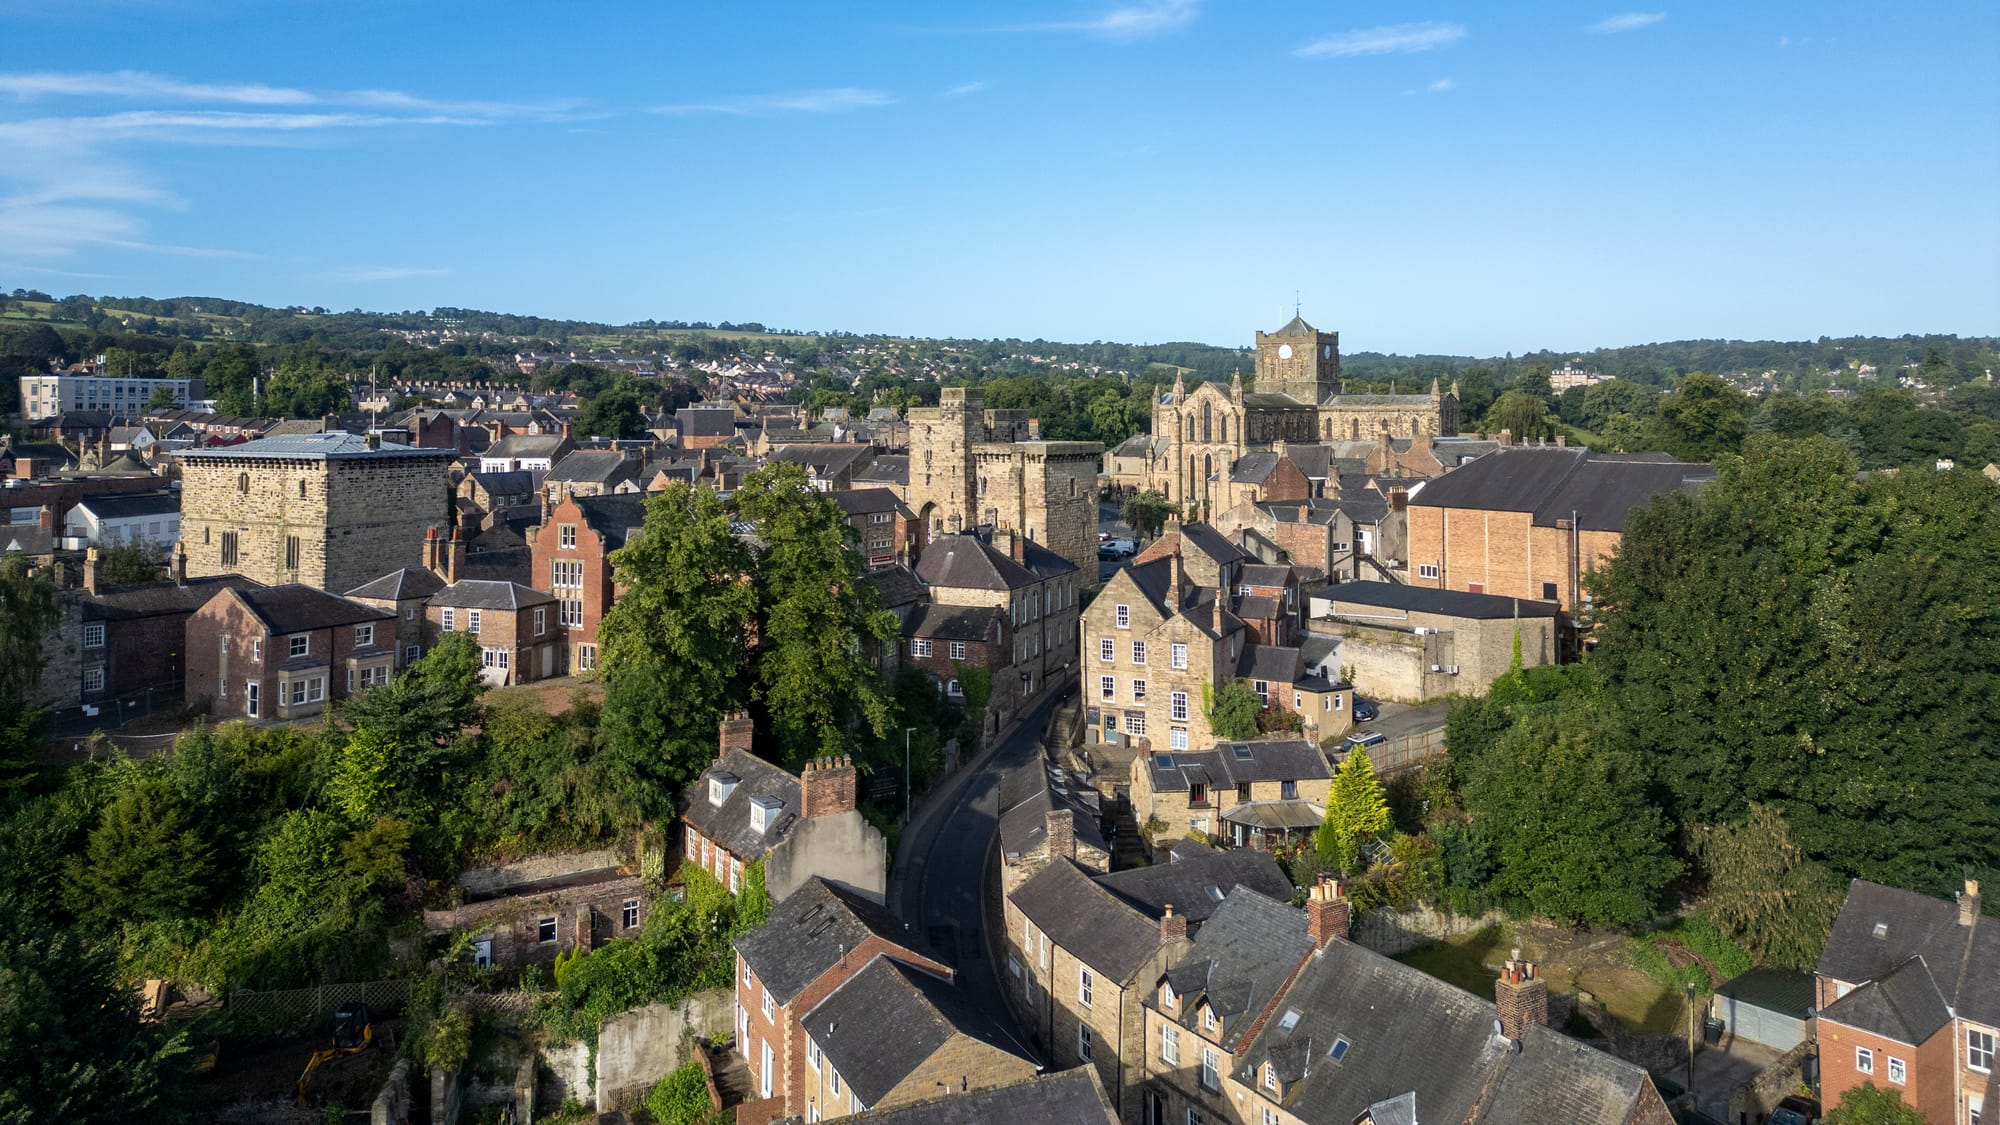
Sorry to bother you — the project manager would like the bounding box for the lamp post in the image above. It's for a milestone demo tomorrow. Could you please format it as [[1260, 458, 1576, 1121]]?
[[904, 727, 918, 825], [1685, 981, 1697, 1104]]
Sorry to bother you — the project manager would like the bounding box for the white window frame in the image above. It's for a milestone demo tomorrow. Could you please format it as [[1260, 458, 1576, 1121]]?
[[1078, 967, 1094, 1008], [1886, 1055, 1905, 1085], [1160, 1025, 1179, 1065], [1171, 642, 1188, 670], [1418, 563, 1440, 580], [354, 623, 373, 647], [807, 1037, 821, 1072], [537, 916, 558, 943], [762, 991, 774, 1021], [83, 666, 105, 692], [289, 634, 309, 659], [467, 609, 481, 634], [1100, 637, 1114, 662], [1078, 1023, 1094, 1061], [1855, 1045, 1873, 1075], [1132, 678, 1147, 702], [1170, 691, 1189, 721], [246, 681, 259, 717], [1101, 675, 1116, 701], [912, 638, 933, 658], [1201, 1047, 1219, 1091], [1132, 640, 1147, 664], [83, 622, 105, 648], [949, 640, 966, 661], [1170, 728, 1188, 750], [441, 607, 456, 631], [1970, 1028, 1995, 1072], [533, 607, 547, 636], [622, 899, 639, 929], [1115, 604, 1130, 628], [559, 524, 577, 549]]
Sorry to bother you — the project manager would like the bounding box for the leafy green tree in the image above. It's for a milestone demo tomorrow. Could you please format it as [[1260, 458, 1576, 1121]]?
[[1485, 391, 1555, 442], [1454, 367, 1498, 424], [71, 776, 213, 923], [599, 483, 758, 790], [1695, 803, 1844, 970], [328, 728, 398, 825], [0, 557, 61, 787], [1206, 682, 1264, 741], [1820, 1082, 1925, 1125], [1121, 489, 1174, 540], [735, 462, 897, 767], [1318, 749, 1391, 874], [1652, 373, 1748, 461], [578, 385, 649, 439], [0, 900, 187, 1124], [1580, 379, 1663, 431], [1513, 365, 1555, 406], [94, 544, 163, 587], [1598, 412, 1655, 452]]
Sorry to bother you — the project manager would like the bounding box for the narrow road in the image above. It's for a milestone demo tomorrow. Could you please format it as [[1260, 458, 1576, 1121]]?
[[893, 696, 1056, 1034]]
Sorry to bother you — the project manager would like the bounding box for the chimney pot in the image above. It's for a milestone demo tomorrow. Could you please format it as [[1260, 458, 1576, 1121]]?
[[1496, 950, 1549, 1040], [801, 755, 857, 819], [1306, 876, 1350, 948], [1161, 902, 1189, 944], [82, 546, 103, 595], [1963, 879, 1983, 927], [1043, 808, 1076, 864]]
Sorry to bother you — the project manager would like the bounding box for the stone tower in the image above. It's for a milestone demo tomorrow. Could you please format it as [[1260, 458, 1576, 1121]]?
[[1254, 313, 1341, 405], [907, 387, 984, 541]]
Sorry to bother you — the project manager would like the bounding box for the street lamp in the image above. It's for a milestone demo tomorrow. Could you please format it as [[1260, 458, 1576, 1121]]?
[[904, 727, 918, 825], [1685, 981, 1697, 1103]]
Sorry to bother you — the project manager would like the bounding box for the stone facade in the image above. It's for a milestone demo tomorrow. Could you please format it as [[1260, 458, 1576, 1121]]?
[[906, 387, 1103, 587], [422, 870, 647, 969], [178, 435, 453, 594]]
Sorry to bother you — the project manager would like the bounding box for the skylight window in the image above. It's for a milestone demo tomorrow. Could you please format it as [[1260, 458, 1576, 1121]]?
[[1207, 885, 1225, 902], [1234, 746, 1255, 760], [1329, 1036, 1352, 1061], [1278, 1009, 1301, 1032], [1872, 922, 1889, 939], [1154, 753, 1175, 769]]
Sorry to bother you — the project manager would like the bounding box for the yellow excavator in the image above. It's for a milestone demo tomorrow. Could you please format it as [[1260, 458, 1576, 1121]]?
[[296, 1003, 373, 1104]]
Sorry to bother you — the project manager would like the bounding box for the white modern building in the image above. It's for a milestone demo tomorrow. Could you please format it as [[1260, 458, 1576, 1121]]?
[[19, 374, 203, 421], [63, 491, 182, 550]]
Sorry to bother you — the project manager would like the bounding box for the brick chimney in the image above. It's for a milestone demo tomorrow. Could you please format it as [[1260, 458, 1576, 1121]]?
[[1555, 434, 1567, 448], [37, 505, 54, 529], [717, 711, 754, 755], [1963, 879, 1983, 927], [1498, 429, 1513, 447], [1496, 949, 1549, 1041], [1306, 876, 1349, 948], [1161, 903, 1189, 945], [423, 525, 441, 572], [445, 528, 465, 584], [170, 541, 186, 586], [1044, 807, 1075, 863], [1390, 487, 1408, 512], [82, 546, 103, 595], [801, 756, 857, 819]]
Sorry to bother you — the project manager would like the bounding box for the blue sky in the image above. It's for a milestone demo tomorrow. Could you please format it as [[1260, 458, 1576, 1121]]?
[[2, 1, 1995, 354]]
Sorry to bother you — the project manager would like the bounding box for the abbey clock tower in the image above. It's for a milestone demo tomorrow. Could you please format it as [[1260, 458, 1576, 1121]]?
[[1253, 313, 1341, 405]]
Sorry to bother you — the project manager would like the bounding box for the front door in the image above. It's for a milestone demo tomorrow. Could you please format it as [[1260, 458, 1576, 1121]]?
[[541, 644, 554, 679]]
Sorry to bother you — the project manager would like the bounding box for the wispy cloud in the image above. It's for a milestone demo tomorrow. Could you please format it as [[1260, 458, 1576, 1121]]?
[[1295, 21, 1467, 59], [0, 70, 312, 105], [336, 266, 451, 283], [1429, 78, 1455, 92], [943, 81, 988, 98], [652, 88, 894, 116], [1589, 12, 1666, 33], [1030, 0, 1199, 39]]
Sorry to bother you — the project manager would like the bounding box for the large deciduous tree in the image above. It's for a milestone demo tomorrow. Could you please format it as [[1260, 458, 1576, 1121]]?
[[0, 557, 61, 788], [1694, 803, 1844, 970], [599, 483, 758, 789], [1651, 372, 1747, 461], [1121, 489, 1175, 541], [1820, 1083, 1925, 1125]]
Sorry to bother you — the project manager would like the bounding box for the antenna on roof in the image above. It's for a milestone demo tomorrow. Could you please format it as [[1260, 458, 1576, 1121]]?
[[1295, 290, 1301, 318]]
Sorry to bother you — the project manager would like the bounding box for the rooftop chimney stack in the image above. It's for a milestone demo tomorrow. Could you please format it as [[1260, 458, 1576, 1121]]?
[[1499, 429, 1514, 447], [1044, 808, 1076, 863], [170, 541, 186, 586], [801, 755, 858, 819], [1161, 903, 1189, 945], [1963, 879, 1983, 927], [445, 527, 465, 584], [82, 546, 103, 595], [1496, 949, 1550, 1041], [423, 526, 441, 573], [1306, 876, 1349, 948], [717, 711, 754, 756]]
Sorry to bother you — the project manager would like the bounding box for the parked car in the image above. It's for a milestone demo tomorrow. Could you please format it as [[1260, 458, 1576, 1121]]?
[[1098, 539, 1136, 559], [1338, 730, 1386, 759], [1352, 697, 1379, 722], [1769, 1096, 1819, 1125]]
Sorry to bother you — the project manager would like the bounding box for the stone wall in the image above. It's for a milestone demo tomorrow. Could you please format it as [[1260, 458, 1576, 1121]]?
[[1350, 905, 1507, 957], [538, 1040, 591, 1111], [764, 810, 887, 904], [1727, 1037, 1816, 1125], [371, 1058, 412, 1125], [593, 988, 734, 1112]]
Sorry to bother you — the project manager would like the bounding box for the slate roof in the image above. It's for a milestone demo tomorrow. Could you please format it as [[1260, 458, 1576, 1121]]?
[[1315, 581, 1563, 620], [1243, 392, 1312, 409], [865, 565, 926, 610], [826, 1067, 1116, 1125], [681, 748, 801, 863], [1231, 452, 1283, 485], [903, 604, 1003, 643], [231, 585, 392, 635], [1159, 889, 1315, 1052], [676, 407, 737, 437], [916, 531, 1074, 592], [1819, 957, 1954, 1046], [1179, 522, 1251, 567], [1409, 447, 1713, 531], [346, 567, 446, 602], [179, 432, 450, 461], [1817, 879, 1999, 1028], [72, 491, 179, 520], [854, 456, 908, 488], [429, 579, 555, 611], [801, 954, 1030, 1109], [1282, 443, 1332, 481], [1093, 849, 1294, 928], [0, 527, 55, 555], [1234, 593, 1282, 621], [831, 488, 909, 518], [1240, 564, 1295, 588], [1142, 740, 1330, 793], [1323, 393, 1435, 407], [1236, 941, 1658, 1125], [545, 449, 635, 486], [769, 443, 872, 478], [997, 758, 1108, 861], [467, 470, 536, 498], [573, 493, 649, 550], [485, 433, 569, 460], [1010, 859, 1162, 983], [83, 575, 254, 621], [1236, 643, 1303, 683], [734, 878, 934, 1008]]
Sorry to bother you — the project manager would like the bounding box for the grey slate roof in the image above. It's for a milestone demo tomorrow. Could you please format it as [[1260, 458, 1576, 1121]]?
[[179, 432, 450, 461], [1159, 889, 1315, 1052], [902, 604, 1002, 643], [1409, 447, 1714, 531], [1010, 859, 1161, 983], [1236, 643, 1303, 683], [1230, 451, 1283, 485], [486, 433, 569, 460], [1817, 879, 1999, 1029], [854, 455, 907, 488], [831, 488, 909, 518], [347, 566, 446, 602], [1818, 956, 1953, 1045], [1271, 314, 1317, 335], [1143, 739, 1330, 793], [1093, 849, 1295, 928], [801, 954, 1030, 1109], [573, 493, 649, 550], [73, 491, 179, 520], [997, 758, 1107, 861], [865, 565, 926, 610], [545, 449, 635, 486], [232, 584, 392, 635], [676, 407, 737, 437], [1236, 940, 1659, 1125], [915, 531, 1074, 591], [0, 527, 54, 555], [681, 748, 801, 863], [1316, 580, 1564, 620], [734, 878, 935, 1008], [823, 1067, 1116, 1125], [83, 575, 253, 621], [466, 470, 536, 497], [429, 579, 555, 611], [1240, 564, 1295, 588]]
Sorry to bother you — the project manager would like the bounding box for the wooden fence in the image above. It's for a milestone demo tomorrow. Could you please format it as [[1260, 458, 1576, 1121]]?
[[197, 978, 415, 1037]]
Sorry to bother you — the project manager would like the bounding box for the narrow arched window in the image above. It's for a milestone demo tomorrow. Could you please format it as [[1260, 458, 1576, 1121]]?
[[238, 472, 250, 493]]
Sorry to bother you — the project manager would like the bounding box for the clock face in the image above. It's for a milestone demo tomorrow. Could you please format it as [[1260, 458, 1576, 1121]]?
[[1277, 344, 1294, 360]]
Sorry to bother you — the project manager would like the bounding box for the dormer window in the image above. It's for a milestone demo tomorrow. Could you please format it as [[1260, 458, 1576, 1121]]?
[[709, 772, 740, 807], [1263, 1063, 1277, 1092], [1162, 983, 1177, 1010], [1203, 1007, 1216, 1033], [749, 795, 784, 835]]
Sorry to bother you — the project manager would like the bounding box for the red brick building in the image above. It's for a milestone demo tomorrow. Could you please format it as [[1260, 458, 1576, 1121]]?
[[831, 488, 919, 570], [184, 584, 395, 720], [1815, 879, 1997, 1125], [526, 491, 647, 675], [427, 578, 562, 686], [77, 557, 256, 707]]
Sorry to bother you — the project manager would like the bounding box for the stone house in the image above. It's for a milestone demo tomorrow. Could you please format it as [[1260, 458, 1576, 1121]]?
[[675, 406, 738, 450], [831, 487, 918, 571], [527, 491, 647, 675], [733, 878, 956, 1122], [183, 584, 395, 720], [542, 449, 637, 503], [680, 714, 888, 904], [1305, 581, 1566, 702], [820, 1067, 1117, 1125], [797, 953, 1037, 1119], [767, 443, 876, 491], [344, 565, 445, 669], [458, 469, 537, 517], [914, 529, 1080, 730], [176, 432, 454, 594], [75, 555, 255, 706], [1128, 739, 1334, 850], [427, 578, 562, 686], [420, 849, 646, 970], [478, 431, 573, 480], [1814, 879, 1996, 1125], [1405, 446, 1714, 611], [997, 761, 1113, 901]]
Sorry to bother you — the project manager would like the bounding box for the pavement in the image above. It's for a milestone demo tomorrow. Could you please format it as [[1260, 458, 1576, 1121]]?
[[1687, 1038, 1784, 1123], [1354, 699, 1450, 740], [890, 695, 1058, 1034]]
